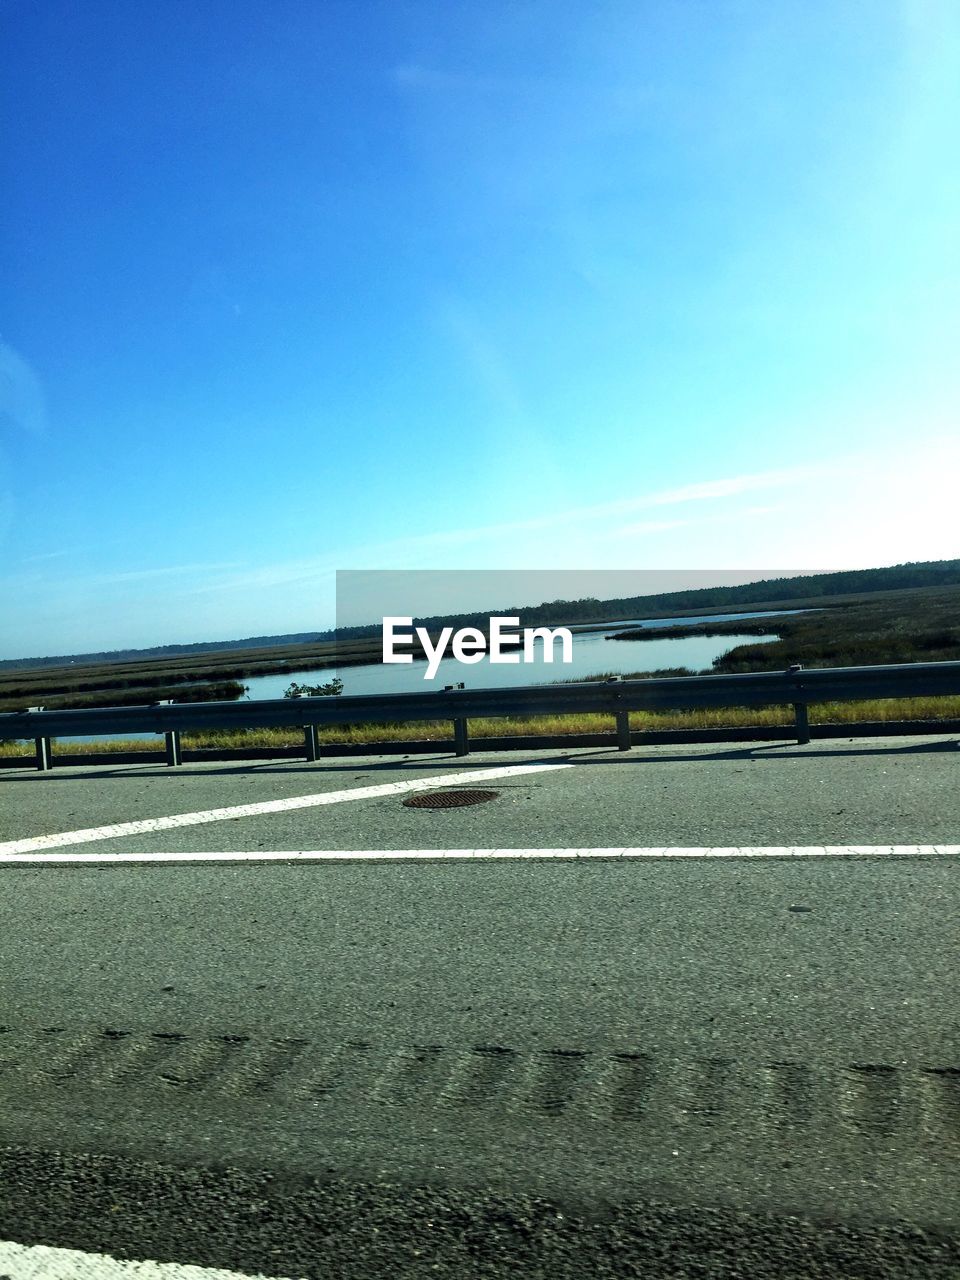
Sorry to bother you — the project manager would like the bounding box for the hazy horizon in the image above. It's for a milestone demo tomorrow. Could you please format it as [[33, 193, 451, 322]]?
[[5, 559, 956, 665]]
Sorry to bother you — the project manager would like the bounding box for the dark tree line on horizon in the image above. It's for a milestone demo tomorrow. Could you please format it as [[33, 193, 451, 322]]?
[[323, 560, 960, 641]]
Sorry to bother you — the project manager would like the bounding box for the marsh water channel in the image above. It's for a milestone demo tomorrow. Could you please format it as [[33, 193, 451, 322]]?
[[248, 609, 798, 698], [52, 610, 800, 744]]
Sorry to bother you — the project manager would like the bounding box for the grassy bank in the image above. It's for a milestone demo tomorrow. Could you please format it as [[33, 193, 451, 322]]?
[[611, 585, 960, 671], [3, 694, 959, 758], [0, 639, 384, 713]]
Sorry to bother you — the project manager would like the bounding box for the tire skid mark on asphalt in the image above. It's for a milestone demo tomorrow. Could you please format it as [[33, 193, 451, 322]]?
[[760, 1061, 818, 1130], [605, 1052, 657, 1122], [841, 1063, 904, 1138], [510, 1047, 591, 1118], [439, 1044, 519, 1109], [919, 1068, 960, 1144], [1, 1026, 957, 1152], [370, 1044, 448, 1107], [672, 1055, 738, 1126]]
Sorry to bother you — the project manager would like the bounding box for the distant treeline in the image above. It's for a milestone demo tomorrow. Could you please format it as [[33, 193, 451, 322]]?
[[4, 680, 248, 712], [4, 558, 959, 670], [0, 633, 323, 671], [324, 559, 960, 641]]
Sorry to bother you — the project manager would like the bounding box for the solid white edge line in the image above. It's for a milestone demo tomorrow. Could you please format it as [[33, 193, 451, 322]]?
[[0, 1237, 286, 1280], [0, 763, 573, 855], [1, 846, 958, 864]]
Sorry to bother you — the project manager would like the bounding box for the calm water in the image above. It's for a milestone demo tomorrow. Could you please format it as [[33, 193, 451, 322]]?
[[570, 608, 806, 632], [243, 612, 790, 699], [50, 609, 794, 743]]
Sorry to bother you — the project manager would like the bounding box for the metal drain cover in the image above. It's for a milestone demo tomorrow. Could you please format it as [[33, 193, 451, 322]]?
[[403, 789, 499, 810]]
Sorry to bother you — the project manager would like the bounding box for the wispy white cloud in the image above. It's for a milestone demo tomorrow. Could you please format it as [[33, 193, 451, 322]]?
[[615, 501, 789, 539], [391, 64, 533, 95], [189, 561, 337, 595], [188, 463, 822, 601], [0, 338, 46, 436], [0, 339, 48, 553], [86, 561, 244, 587], [614, 518, 692, 538], [439, 298, 528, 425], [364, 462, 826, 553], [20, 548, 75, 563], [2, 559, 244, 594], [393, 64, 477, 92], [4, 464, 833, 620]]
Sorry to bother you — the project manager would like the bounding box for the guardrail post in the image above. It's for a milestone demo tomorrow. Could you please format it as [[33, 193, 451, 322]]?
[[443, 684, 469, 757], [26, 708, 52, 771], [793, 703, 810, 745], [787, 664, 810, 745], [154, 701, 182, 766], [303, 724, 320, 762], [606, 680, 631, 751], [452, 718, 469, 756]]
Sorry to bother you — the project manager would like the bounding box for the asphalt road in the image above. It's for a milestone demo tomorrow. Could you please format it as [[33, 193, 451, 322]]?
[[1, 736, 958, 1277], [2, 735, 960, 852]]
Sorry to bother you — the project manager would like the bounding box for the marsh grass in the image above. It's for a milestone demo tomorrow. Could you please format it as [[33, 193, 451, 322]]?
[[652, 588, 960, 672]]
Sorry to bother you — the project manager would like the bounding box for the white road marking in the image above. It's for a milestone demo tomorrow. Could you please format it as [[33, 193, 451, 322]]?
[[1, 845, 957, 864], [0, 1237, 289, 1279], [0, 763, 572, 856]]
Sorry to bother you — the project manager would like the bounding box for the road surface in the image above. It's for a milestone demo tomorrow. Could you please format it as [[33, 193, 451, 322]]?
[[1, 736, 958, 1276]]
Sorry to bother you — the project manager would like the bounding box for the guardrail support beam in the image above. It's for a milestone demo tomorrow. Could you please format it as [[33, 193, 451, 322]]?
[[5, 660, 960, 770], [303, 724, 320, 762]]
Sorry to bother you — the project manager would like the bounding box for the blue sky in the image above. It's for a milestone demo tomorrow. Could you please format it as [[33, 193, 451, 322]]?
[[1, 0, 958, 657]]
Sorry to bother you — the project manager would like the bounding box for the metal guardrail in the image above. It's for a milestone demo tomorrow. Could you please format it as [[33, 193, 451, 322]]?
[[2, 659, 960, 770]]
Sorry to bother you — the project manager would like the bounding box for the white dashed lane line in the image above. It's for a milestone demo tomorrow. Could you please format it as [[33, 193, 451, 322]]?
[[0, 1238, 289, 1279], [2, 846, 958, 864], [0, 763, 572, 855]]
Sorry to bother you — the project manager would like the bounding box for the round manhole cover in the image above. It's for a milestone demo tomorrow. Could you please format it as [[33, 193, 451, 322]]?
[[403, 789, 499, 809]]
